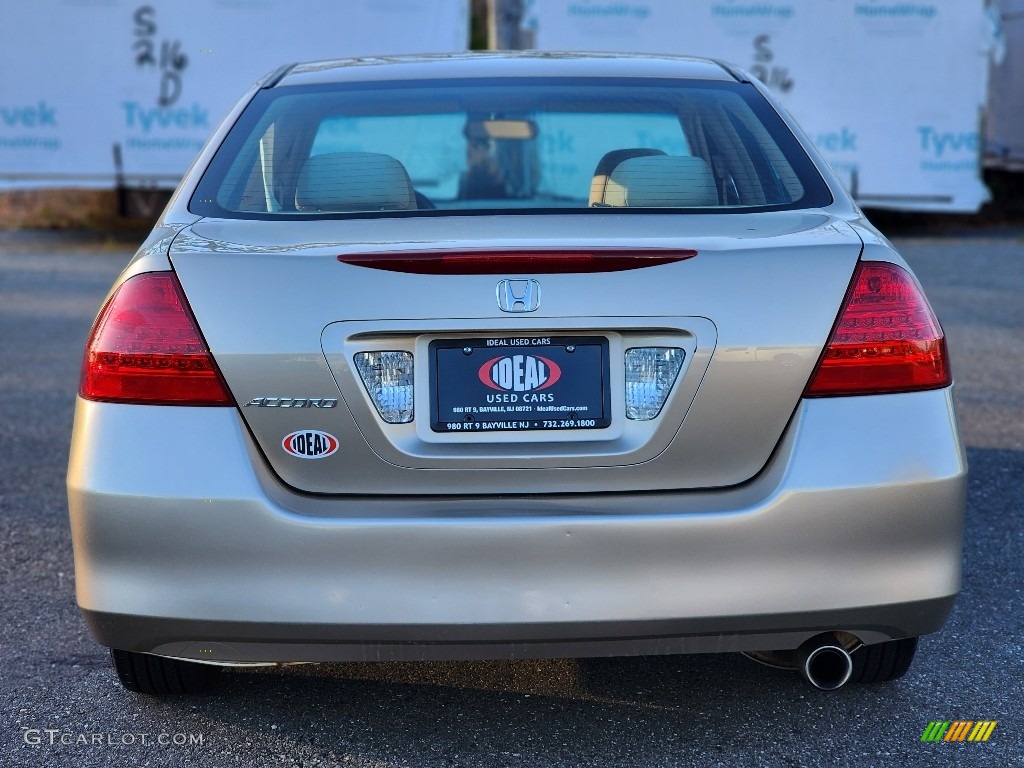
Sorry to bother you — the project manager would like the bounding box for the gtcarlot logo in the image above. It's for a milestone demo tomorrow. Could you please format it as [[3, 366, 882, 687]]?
[[920, 720, 997, 742], [23, 729, 205, 747]]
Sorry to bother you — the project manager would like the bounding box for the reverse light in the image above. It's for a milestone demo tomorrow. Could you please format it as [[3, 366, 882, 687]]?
[[625, 347, 686, 420], [354, 351, 414, 423], [80, 272, 233, 406], [805, 261, 951, 397]]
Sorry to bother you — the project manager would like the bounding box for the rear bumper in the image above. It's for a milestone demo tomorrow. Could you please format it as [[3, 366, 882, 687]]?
[[82, 599, 955, 662], [67, 388, 966, 663]]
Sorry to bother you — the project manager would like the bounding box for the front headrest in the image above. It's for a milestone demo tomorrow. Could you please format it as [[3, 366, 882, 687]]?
[[295, 152, 416, 212], [601, 155, 718, 208]]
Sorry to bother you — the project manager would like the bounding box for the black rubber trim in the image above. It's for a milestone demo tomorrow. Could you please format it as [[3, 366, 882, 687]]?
[[260, 63, 296, 89], [710, 58, 751, 83]]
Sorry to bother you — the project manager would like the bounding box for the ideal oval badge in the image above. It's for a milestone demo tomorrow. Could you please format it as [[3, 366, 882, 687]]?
[[282, 430, 339, 459], [479, 354, 561, 392]]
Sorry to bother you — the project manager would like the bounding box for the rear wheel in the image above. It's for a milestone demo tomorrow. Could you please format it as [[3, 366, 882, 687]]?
[[110, 649, 222, 694], [848, 637, 918, 684]]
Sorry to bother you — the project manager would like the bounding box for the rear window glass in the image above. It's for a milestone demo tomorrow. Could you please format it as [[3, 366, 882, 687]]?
[[190, 77, 831, 219]]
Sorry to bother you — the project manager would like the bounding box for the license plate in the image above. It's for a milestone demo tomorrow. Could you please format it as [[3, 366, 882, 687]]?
[[430, 336, 610, 433]]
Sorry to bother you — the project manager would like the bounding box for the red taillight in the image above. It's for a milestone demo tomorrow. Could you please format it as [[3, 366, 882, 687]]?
[[80, 272, 233, 406], [338, 250, 697, 274], [805, 261, 951, 397]]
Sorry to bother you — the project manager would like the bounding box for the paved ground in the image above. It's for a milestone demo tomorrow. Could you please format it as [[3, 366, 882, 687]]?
[[0, 227, 1021, 767]]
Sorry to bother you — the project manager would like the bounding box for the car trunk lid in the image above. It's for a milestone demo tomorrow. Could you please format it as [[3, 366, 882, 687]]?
[[169, 211, 861, 494]]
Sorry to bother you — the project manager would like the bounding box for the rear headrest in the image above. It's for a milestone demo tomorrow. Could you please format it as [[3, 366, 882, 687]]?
[[295, 152, 416, 212], [600, 155, 718, 208], [588, 148, 666, 206]]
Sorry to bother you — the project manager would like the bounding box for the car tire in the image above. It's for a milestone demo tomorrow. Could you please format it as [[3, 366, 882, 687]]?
[[110, 649, 222, 694], [848, 637, 918, 684]]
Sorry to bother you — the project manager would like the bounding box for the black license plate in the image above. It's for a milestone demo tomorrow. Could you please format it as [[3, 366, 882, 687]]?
[[430, 336, 610, 433]]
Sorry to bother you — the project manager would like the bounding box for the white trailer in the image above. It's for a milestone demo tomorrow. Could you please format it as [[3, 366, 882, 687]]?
[[986, 0, 1024, 171], [527, 0, 998, 213], [0, 0, 467, 190]]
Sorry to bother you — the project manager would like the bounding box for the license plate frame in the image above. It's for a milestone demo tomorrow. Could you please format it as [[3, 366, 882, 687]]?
[[429, 336, 611, 433]]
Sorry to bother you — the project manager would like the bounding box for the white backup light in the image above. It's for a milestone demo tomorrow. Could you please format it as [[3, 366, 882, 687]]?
[[624, 347, 685, 420], [354, 351, 414, 423]]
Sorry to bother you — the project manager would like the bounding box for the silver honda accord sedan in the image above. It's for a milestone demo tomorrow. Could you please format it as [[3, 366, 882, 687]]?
[[67, 52, 965, 694]]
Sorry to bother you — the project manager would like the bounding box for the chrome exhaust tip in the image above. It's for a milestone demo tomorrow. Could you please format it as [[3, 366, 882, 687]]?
[[798, 636, 855, 691]]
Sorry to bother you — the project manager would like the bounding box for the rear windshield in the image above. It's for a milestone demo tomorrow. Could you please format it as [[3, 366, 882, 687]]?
[[189, 77, 831, 219]]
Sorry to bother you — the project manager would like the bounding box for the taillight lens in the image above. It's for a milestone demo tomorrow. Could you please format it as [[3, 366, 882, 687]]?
[[80, 272, 233, 405], [805, 261, 951, 397]]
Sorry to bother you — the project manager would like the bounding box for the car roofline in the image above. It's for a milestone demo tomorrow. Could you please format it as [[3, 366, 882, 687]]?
[[268, 52, 740, 88]]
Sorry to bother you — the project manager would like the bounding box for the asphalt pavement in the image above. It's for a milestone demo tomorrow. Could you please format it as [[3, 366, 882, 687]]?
[[0, 227, 1021, 768]]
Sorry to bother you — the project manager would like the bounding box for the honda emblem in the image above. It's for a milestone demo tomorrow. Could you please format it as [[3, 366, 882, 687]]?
[[496, 279, 541, 313]]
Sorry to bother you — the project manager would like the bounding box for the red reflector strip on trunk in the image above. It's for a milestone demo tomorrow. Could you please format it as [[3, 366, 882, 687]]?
[[337, 250, 697, 274]]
